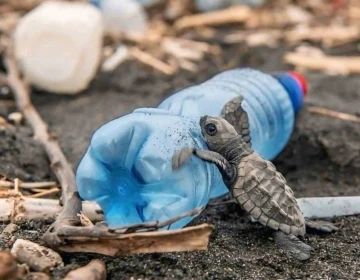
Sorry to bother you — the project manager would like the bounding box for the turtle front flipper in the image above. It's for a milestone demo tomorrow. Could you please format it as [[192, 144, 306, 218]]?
[[305, 219, 339, 233], [172, 147, 195, 170], [172, 147, 236, 184], [221, 96, 251, 147], [273, 231, 313, 261]]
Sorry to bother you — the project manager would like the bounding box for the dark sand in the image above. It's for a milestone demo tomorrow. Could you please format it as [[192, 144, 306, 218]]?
[[1, 43, 360, 279]]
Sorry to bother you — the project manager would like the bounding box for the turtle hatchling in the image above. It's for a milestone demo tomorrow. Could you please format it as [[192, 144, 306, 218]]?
[[172, 96, 338, 261]]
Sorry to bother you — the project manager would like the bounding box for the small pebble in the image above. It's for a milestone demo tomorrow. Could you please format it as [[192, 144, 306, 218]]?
[[0, 251, 19, 280], [0, 86, 11, 98], [11, 239, 64, 272], [24, 272, 50, 280], [2, 223, 19, 236], [8, 112, 23, 125]]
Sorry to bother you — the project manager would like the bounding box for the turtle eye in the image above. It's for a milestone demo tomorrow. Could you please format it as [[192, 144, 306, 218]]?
[[205, 123, 217, 136]]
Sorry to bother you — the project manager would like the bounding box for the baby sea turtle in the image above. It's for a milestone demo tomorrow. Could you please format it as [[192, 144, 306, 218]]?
[[172, 96, 338, 261]]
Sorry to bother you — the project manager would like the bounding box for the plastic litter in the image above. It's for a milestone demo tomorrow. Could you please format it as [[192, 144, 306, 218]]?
[[76, 68, 307, 229], [14, 1, 103, 94], [90, 0, 148, 37], [195, 0, 267, 12]]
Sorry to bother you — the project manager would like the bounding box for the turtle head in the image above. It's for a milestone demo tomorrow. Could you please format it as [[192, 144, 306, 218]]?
[[200, 116, 238, 152]]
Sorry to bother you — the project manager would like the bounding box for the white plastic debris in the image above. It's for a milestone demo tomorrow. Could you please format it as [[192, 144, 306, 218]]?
[[297, 197, 360, 219], [14, 1, 104, 94], [195, 0, 266, 12], [101, 45, 130, 72], [250, 196, 360, 223], [96, 0, 148, 37], [7, 112, 23, 125]]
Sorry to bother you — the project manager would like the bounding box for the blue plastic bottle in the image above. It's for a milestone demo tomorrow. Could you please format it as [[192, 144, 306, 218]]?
[[76, 68, 308, 230]]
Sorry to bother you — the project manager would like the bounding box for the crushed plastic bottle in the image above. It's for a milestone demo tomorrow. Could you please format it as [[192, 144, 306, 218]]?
[[14, 1, 103, 94], [90, 0, 148, 37], [76, 68, 308, 229]]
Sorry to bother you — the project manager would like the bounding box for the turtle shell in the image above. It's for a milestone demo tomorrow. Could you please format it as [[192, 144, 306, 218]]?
[[232, 152, 306, 237]]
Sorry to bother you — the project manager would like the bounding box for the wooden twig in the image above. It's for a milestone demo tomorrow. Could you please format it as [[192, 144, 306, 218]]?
[[223, 29, 282, 47], [162, 38, 204, 61], [308, 106, 360, 123], [164, 37, 221, 55], [58, 223, 214, 256], [174, 5, 252, 30], [63, 259, 106, 280], [284, 51, 360, 75], [129, 47, 177, 75], [14, 178, 19, 193], [111, 206, 204, 233], [0, 198, 103, 223], [0, 180, 57, 189], [4, 46, 82, 247], [26, 187, 60, 198], [285, 25, 360, 48], [77, 211, 95, 227]]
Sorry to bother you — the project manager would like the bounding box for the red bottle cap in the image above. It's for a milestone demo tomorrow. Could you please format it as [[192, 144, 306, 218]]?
[[288, 71, 308, 97]]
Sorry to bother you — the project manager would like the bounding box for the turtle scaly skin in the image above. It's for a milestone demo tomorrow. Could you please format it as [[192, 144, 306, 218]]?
[[234, 152, 306, 237]]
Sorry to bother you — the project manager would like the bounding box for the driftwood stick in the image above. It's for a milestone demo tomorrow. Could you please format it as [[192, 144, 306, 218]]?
[[111, 206, 204, 233], [284, 51, 360, 74], [26, 187, 60, 198], [129, 47, 177, 75], [62, 260, 106, 280], [58, 223, 214, 256], [284, 25, 360, 47], [308, 106, 360, 123], [0, 180, 57, 189], [4, 47, 82, 246], [174, 6, 252, 30], [0, 197, 102, 223]]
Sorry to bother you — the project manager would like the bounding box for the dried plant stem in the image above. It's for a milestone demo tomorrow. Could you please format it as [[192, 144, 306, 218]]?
[[112, 207, 204, 233], [308, 106, 360, 123], [174, 6, 251, 30], [284, 52, 360, 74], [285, 25, 360, 47], [58, 223, 214, 256], [0, 180, 57, 190], [26, 187, 60, 198], [5, 49, 82, 246], [0, 197, 103, 223], [129, 47, 177, 75]]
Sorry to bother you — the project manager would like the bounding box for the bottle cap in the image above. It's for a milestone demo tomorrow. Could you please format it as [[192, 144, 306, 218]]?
[[288, 71, 308, 97], [272, 71, 308, 114]]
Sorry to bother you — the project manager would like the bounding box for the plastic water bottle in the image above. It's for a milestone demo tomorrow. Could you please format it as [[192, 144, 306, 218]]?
[[76, 68, 308, 229]]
